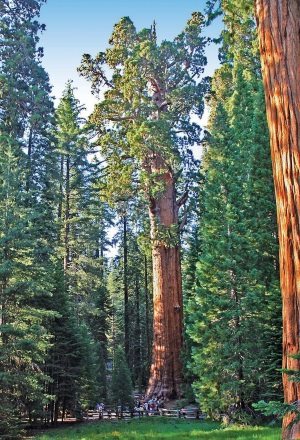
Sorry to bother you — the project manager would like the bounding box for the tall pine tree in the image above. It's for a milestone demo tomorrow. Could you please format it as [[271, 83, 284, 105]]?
[[186, 14, 281, 420], [0, 0, 57, 435]]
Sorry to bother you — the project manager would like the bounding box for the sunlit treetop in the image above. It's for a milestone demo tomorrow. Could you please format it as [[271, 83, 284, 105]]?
[[79, 13, 210, 205], [0, 0, 46, 25]]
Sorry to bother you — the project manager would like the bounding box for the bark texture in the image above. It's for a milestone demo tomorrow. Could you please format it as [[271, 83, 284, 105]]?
[[255, 1, 300, 438], [146, 154, 183, 399]]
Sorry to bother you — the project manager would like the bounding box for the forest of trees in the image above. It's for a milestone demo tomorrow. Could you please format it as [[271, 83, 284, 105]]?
[[0, 0, 299, 439]]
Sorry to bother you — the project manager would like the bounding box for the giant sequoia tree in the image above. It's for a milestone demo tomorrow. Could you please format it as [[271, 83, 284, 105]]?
[[254, 1, 300, 438], [79, 14, 209, 398]]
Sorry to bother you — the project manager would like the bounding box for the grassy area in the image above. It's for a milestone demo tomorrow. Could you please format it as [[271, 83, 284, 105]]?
[[34, 418, 281, 440]]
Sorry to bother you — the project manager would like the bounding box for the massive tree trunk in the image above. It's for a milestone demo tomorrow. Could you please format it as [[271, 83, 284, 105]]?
[[146, 154, 183, 399], [255, 1, 300, 438]]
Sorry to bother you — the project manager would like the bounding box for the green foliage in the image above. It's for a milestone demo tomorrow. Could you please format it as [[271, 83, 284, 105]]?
[[253, 400, 292, 419], [253, 354, 300, 430], [0, 1, 58, 436], [107, 208, 152, 390], [110, 347, 134, 408], [253, 400, 300, 437], [79, 13, 209, 231], [185, 9, 281, 421], [34, 419, 280, 440], [0, 0, 285, 434], [45, 82, 112, 419], [79, 19, 210, 401], [154, 223, 180, 248]]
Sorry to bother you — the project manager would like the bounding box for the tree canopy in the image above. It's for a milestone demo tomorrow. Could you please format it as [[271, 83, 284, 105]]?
[[1, 1, 298, 437]]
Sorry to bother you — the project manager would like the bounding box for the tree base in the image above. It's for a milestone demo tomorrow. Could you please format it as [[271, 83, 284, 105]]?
[[146, 380, 183, 400], [282, 415, 300, 440]]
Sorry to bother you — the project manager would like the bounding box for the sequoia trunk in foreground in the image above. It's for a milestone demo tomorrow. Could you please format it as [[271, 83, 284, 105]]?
[[146, 155, 183, 399], [255, 1, 300, 438]]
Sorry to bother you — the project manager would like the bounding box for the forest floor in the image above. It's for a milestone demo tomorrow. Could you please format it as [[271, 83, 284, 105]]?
[[31, 418, 281, 439]]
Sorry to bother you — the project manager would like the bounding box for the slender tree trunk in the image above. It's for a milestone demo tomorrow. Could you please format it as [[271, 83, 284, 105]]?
[[255, 1, 300, 438], [54, 400, 59, 425], [134, 274, 142, 389], [0, 276, 8, 346], [98, 240, 108, 362], [1, 197, 10, 345], [144, 254, 151, 366], [57, 155, 64, 222], [50, 399, 54, 424], [231, 285, 245, 410], [64, 155, 70, 272], [0, 220, 8, 344], [146, 154, 183, 399], [112, 298, 116, 362], [26, 128, 33, 193], [123, 215, 130, 362], [62, 399, 66, 422]]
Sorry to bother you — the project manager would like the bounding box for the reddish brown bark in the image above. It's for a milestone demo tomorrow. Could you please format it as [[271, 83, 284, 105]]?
[[146, 154, 183, 399], [255, 1, 300, 438]]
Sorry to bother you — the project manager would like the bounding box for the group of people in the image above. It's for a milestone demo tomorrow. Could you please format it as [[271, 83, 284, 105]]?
[[94, 396, 165, 413], [95, 402, 105, 412], [134, 396, 164, 413]]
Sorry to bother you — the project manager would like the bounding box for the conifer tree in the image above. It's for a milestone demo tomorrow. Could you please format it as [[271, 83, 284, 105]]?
[[79, 14, 209, 398], [110, 347, 134, 408], [106, 206, 153, 390], [186, 13, 281, 419], [47, 83, 112, 417], [0, 0, 57, 434]]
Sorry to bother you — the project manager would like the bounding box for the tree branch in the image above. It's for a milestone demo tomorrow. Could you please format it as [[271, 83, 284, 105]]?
[[179, 208, 188, 231], [108, 115, 137, 122], [176, 190, 189, 207]]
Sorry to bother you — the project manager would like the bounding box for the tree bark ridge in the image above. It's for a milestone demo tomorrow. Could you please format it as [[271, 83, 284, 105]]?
[[146, 154, 183, 399], [255, 1, 300, 437]]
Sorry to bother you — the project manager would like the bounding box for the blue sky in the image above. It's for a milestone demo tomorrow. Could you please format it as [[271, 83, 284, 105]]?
[[38, 1, 222, 255], [39, 0, 222, 114]]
